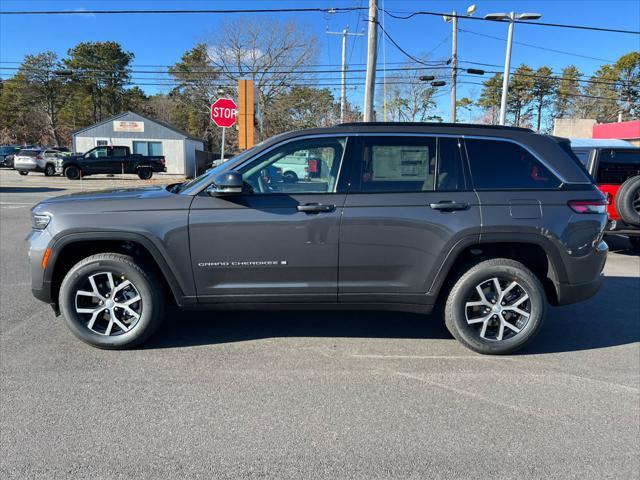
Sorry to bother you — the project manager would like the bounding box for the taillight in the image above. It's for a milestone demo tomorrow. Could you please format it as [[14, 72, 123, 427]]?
[[605, 192, 613, 205], [160, 157, 165, 165], [36, 155, 43, 160], [568, 200, 608, 214]]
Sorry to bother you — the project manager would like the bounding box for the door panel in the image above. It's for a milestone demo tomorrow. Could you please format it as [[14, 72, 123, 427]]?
[[339, 192, 480, 303], [189, 193, 345, 302], [338, 136, 480, 304], [189, 135, 351, 303]]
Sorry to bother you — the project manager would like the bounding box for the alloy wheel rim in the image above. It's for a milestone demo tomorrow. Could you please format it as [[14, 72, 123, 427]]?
[[632, 189, 640, 215], [464, 277, 531, 342], [74, 272, 142, 336]]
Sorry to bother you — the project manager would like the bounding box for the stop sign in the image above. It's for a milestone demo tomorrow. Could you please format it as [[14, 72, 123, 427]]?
[[211, 98, 237, 128]]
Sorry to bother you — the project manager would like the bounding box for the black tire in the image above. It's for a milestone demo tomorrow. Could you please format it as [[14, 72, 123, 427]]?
[[283, 171, 298, 184], [615, 176, 640, 227], [137, 168, 152, 180], [44, 164, 56, 177], [629, 236, 640, 251], [58, 253, 165, 349], [64, 165, 80, 180], [18, 170, 28, 176], [444, 258, 546, 355]]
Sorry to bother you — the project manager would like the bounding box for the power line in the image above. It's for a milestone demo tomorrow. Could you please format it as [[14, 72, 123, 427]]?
[[459, 28, 616, 63], [0, 6, 368, 16], [382, 9, 640, 35], [2, 5, 636, 35]]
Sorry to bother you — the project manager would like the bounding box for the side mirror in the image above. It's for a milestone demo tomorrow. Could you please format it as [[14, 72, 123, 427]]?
[[209, 171, 243, 195]]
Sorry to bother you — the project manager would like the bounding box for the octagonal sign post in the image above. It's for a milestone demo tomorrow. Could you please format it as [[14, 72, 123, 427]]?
[[211, 98, 238, 163]]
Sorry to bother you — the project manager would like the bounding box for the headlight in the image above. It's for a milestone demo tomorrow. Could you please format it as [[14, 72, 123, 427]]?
[[56, 158, 64, 165], [32, 213, 51, 230]]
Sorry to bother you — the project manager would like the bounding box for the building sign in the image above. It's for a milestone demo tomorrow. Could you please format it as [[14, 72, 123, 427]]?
[[113, 121, 144, 133]]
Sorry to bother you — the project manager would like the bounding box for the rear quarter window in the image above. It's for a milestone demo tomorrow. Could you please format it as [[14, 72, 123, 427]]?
[[596, 149, 640, 185], [465, 138, 561, 190]]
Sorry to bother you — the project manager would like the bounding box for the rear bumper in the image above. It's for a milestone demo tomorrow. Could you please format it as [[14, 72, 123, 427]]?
[[554, 240, 608, 306], [555, 274, 604, 306]]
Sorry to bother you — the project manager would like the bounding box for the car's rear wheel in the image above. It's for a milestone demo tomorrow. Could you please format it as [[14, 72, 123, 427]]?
[[444, 258, 545, 355], [137, 168, 152, 180], [59, 253, 164, 349], [19, 171, 28, 176], [65, 166, 80, 180], [283, 171, 298, 183], [44, 164, 56, 177]]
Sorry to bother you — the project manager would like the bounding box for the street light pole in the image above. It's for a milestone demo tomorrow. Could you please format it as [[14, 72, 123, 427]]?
[[485, 11, 542, 125], [498, 13, 515, 126]]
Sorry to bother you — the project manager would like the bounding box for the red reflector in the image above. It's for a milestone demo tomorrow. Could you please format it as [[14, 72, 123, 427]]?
[[568, 200, 608, 214]]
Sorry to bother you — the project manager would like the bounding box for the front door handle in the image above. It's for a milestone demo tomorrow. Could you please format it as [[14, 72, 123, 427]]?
[[429, 201, 469, 211], [297, 203, 336, 213]]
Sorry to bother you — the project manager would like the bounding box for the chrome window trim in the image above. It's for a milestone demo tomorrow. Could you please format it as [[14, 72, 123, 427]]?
[[191, 131, 577, 194]]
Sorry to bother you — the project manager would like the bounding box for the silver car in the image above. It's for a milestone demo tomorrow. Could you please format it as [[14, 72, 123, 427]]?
[[13, 149, 62, 176]]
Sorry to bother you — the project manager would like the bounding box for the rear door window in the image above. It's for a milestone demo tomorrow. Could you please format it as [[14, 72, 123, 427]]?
[[596, 149, 640, 185], [465, 138, 561, 190], [354, 136, 465, 193]]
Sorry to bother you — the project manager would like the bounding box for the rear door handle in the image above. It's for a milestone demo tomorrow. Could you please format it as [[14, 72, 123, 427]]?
[[429, 201, 469, 211], [297, 203, 336, 213]]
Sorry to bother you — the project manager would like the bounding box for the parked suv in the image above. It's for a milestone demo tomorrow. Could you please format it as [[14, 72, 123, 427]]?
[[571, 143, 640, 249], [28, 123, 608, 354], [14, 148, 63, 176]]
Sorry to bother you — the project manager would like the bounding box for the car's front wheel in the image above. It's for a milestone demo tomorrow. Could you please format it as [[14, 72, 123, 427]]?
[[58, 253, 165, 349], [44, 164, 56, 176], [444, 258, 545, 355]]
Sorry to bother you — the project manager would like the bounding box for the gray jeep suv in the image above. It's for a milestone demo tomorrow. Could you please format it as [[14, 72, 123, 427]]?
[[28, 123, 608, 354]]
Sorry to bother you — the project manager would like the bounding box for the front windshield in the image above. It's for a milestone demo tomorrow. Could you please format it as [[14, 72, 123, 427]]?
[[175, 144, 261, 194]]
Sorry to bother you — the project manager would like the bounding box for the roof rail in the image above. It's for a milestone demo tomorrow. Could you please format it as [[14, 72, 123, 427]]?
[[337, 121, 533, 132]]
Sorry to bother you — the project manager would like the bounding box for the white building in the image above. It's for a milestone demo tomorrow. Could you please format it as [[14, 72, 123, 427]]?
[[72, 111, 204, 177]]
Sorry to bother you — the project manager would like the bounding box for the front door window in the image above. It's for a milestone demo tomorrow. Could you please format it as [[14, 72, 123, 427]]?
[[240, 137, 346, 194]]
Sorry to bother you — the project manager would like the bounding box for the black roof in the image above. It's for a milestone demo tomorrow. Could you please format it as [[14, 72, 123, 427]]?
[[338, 122, 533, 132]]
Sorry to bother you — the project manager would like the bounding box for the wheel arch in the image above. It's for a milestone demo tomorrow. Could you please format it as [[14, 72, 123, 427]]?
[[46, 232, 193, 310], [429, 234, 567, 307]]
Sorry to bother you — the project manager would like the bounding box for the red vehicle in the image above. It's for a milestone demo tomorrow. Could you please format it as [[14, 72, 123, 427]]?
[[572, 143, 640, 249]]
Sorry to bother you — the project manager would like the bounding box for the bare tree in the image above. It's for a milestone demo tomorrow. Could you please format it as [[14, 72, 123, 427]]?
[[379, 66, 442, 122], [206, 17, 319, 137]]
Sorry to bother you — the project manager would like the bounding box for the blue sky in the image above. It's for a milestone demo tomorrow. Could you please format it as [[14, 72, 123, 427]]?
[[1, 0, 639, 120]]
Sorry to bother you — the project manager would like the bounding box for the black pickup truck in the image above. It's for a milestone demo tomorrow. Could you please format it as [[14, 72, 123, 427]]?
[[56, 145, 166, 180]]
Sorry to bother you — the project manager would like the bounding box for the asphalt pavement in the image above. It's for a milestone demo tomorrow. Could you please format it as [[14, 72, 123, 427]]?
[[1, 168, 639, 479]]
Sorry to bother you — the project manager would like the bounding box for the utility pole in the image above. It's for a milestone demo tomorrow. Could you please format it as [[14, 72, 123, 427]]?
[[364, 0, 378, 122], [450, 11, 458, 123], [444, 6, 476, 123], [327, 26, 364, 123]]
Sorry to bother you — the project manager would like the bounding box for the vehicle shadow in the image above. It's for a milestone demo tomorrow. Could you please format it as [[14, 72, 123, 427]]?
[[520, 275, 639, 355], [605, 234, 639, 257], [145, 275, 639, 354], [144, 309, 452, 350], [0, 187, 66, 193]]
